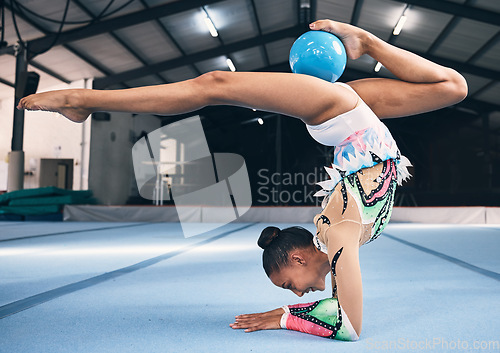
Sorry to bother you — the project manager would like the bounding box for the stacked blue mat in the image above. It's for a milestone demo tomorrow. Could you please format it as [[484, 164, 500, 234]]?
[[0, 187, 96, 219]]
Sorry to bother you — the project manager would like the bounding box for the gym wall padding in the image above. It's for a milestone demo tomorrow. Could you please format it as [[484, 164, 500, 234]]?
[[63, 205, 500, 224], [390, 207, 488, 224]]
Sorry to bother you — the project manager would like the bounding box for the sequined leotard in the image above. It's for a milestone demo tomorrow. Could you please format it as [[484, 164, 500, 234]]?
[[279, 82, 412, 341]]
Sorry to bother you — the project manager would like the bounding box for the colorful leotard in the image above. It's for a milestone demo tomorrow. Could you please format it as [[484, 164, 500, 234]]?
[[307, 81, 411, 200], [279, 82, 412, 341], [308, 82, 411, 247], [315, 158, 398, 248]]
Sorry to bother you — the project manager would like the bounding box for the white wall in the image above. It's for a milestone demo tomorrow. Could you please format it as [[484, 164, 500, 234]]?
[[89, 112, 161, 205], [0, 79, 91, 191]]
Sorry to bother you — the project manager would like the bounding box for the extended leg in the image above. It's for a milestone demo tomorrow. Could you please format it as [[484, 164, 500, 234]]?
[[309, 20, 468, 119], [18, 71, 357, 124]]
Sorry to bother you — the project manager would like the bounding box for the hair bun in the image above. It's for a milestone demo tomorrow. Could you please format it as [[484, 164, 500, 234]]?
[[258, 226, 281, 249]]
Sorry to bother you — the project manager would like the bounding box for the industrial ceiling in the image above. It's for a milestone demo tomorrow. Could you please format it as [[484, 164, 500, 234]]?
[[0, 0, 498, 114]]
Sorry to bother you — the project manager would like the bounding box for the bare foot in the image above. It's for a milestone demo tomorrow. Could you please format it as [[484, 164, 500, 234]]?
[[309, 20, 372, 60], [17, 89, 93, 123]]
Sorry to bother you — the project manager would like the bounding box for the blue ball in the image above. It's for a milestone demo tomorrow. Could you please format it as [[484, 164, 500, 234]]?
[[289, 31, 347, 82]]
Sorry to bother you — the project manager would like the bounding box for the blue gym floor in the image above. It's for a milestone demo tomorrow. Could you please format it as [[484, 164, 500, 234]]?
[[1, 221, 499, 352]]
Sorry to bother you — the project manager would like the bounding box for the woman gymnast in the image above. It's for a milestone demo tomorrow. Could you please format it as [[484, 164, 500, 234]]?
[[18, 20, 467, 340]]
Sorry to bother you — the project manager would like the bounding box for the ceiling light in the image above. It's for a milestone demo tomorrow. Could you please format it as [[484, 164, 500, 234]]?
[[257, 118, 264, 125], [204, 14, 218, 37], [393, 5, 410, 36], [393, 15, 407, 35], [374, 62, 382, 72], [226, 58, 236, 72]]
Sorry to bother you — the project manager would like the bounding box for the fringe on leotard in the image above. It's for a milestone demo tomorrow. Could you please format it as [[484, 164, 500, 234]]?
[[313, 123, 412, 208]]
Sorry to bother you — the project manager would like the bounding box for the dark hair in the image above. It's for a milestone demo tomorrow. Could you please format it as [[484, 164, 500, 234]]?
[[258, 226, 314, 276]]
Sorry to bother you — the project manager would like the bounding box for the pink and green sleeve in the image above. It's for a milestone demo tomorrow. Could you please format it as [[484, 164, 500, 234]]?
[[279, 248, 359, 341]]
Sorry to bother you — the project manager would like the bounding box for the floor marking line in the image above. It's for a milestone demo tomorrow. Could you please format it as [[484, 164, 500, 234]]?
[[0, 223, 152, 243], [0, 223, 256, 319], [382, 232, 500, 282]]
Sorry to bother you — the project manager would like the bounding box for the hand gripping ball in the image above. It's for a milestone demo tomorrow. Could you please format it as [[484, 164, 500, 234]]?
[[289, 31, 347, 83]]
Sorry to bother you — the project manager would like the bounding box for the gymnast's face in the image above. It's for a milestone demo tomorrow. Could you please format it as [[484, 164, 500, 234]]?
[[269, 247, 329, 297]]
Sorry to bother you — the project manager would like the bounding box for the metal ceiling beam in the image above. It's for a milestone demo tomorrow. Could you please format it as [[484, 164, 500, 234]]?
[[29, 60, 71, 84], [311, 0, 317, 22], [350, 0, 364, 26], [108, 33, 169, 84], [0, 45, 15, 56], [0, 77, 15, 87], [426, 0, 474, 55], [27, 0, 226, 54], [469, 80, 497, 100], [459, 98, 500, 114], [94, 26, 305, 89], [249, 0, 270, 67], [64, 44, 115, 77], [138, 0, 202, 77], [72, 0, 168, 85], [467, 31, 500, 64], [2, 4, 108, 82], [0, 60, 70, 85], [298, 0, 313, 27], [426, 16, 460, 55], [391, 0, 500, 26]]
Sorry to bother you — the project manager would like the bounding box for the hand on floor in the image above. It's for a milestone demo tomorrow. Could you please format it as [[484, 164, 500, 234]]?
[[230, 307, 284, 332]]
